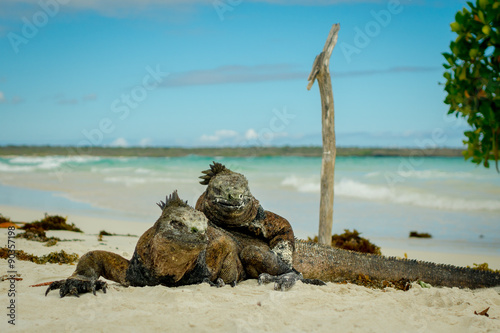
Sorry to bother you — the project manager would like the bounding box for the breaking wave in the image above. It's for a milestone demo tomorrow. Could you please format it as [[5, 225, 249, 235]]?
[[1, 156, 101, 172], [281, 176, 500, 212], [365, 170, 481, 180], [104, 176, 193, 187], [281, 175, 320, 193]]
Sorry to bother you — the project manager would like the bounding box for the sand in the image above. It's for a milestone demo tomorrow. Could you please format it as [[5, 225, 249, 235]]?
[[1, 206, 500, 332]]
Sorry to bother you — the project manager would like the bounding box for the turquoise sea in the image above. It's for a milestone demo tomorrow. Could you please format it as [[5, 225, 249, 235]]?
[[1, 155, 499, 255]]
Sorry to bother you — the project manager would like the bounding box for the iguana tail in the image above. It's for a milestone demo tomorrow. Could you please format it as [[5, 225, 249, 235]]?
[[293, 240, 500, 289]]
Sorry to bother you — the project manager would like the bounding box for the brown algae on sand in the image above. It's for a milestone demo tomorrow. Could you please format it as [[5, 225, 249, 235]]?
[[307, 229, 381, 255], [21, 213, 83, 233], [0, 247, 79, 264]]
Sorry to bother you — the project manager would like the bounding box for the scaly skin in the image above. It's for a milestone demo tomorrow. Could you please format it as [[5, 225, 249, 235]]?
[[46, 191, 244, 297], [196, 162, 295, 279], [294, 239, 500, 289], [197, 162, 500, 290]]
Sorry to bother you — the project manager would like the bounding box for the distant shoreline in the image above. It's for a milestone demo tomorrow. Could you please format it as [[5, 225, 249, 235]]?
[[0, 145, 464, 158]]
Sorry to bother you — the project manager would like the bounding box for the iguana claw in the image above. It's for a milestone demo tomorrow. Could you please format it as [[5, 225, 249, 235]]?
[[203, 277, 226, 288], [45, 277, 107, 298], [258, 271, 300, 291], [258, 271, 326, 291]]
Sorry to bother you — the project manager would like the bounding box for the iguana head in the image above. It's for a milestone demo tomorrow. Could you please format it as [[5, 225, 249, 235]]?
[[198, 162, 259, 226], [150, 190, 208, 281], [156, 190, 208, 244]]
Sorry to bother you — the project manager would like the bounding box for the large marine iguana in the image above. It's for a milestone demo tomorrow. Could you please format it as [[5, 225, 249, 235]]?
[[196, 162, 296, 280], [46, 191, 244, 297], [195, 162, 500, 290]]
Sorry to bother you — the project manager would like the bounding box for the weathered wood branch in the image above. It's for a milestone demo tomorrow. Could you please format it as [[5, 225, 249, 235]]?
[[307, 23, 340, 246], [307, 23, 340, 91]]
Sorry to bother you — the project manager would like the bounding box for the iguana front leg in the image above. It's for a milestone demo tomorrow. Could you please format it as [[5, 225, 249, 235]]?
[[239, 245, 291, 278], [45, 277, 108, 297], [245, 210, 296, 274], [46, 250, 130, 298], [258, 270, 327, 291]]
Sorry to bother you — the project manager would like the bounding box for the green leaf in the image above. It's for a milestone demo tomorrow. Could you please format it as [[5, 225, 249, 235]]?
[[443, 52, 455, 65], [482, 25, 491, 35], [450, 22, 461, 32], [478, 10, 486, 23], [478, 0, 489, 10], [459, 67, 467, 80], [442, 0, 500, 172]]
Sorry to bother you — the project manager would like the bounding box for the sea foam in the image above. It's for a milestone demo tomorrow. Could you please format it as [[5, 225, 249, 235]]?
[[281, 175, 500, 212], [4, 156, 101, 171]]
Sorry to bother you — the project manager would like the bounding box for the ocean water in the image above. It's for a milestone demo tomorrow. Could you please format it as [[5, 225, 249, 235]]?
[[0, 154, 499, 255]]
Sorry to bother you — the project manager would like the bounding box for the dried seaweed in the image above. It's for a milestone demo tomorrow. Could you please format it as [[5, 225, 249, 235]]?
[[409, 231, 432, 238], [0, 214, 21, 229], [468, 263, 500, 274], [16, 225, 60, 244], [0, 214, 11, 223], [22, 213, 83, 233], [1, 273, 22, 281], [0, 247, 79, 264], [307, 229, 381, 255], [98, 230, 137, 241]]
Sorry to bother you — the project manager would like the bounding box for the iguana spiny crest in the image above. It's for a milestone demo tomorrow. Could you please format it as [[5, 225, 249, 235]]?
[[155, 190, 208, 243]]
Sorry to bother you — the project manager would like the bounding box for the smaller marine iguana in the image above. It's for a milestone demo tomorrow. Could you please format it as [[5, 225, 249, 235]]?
[[46, 191, 244, 297]]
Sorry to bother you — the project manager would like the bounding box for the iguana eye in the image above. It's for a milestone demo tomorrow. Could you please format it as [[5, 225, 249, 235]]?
[[239, 194, 243, 199], [170, 220, 184, 230]]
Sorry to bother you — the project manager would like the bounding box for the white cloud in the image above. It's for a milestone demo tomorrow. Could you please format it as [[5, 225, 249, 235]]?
[[161, 64, 306, 88], [0, 91, 5, 103], [139, 138, 153, 147], [199, 128, 292, 146], [1, 0, 380, 15], [245, 129, 258, 140], [110, 137, 129, 147], [0, 0, 417, 22], [200, 129, 238, 143]]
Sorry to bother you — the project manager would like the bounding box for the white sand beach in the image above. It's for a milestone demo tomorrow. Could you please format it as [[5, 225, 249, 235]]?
[[1, 205, 500, 332]]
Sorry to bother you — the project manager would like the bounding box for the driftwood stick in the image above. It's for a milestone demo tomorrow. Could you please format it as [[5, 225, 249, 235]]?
[[307, 23, 340, 245], [29, 281, 55, 287]]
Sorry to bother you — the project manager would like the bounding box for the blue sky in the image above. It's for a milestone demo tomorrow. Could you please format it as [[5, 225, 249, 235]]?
[[0, 0, 470, 148]]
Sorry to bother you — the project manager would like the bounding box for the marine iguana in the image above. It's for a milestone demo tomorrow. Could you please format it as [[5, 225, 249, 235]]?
[[196, 162, 296, 280], [46, 191, 244, 297], [195, 162, 500, 290]]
